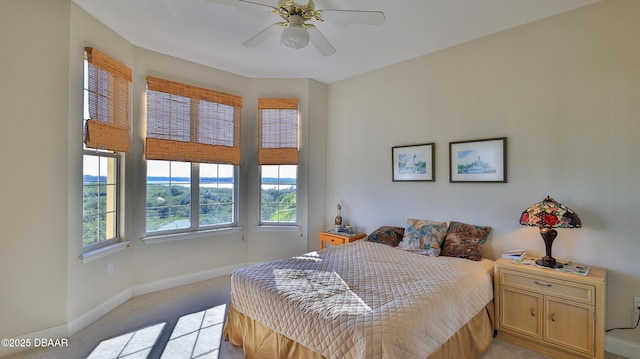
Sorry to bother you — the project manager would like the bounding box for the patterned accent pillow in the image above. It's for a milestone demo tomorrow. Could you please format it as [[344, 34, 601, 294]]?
[[397, 218, 448, 256], [366, 226, 405, 247], [441, 221, 492, 261]]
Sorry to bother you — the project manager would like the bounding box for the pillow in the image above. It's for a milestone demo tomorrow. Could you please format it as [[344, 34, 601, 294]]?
[[440, 221, 491, 261], [397, 218, 448, 256], [366, 226, 404, 247]]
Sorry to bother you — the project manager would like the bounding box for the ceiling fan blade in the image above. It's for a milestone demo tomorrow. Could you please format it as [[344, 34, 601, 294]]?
[[307, 0, 315, 11], [319, 10, 385, 25], [243, 23, 282, 48], [205, 0, 276, 12], [307, 25, 335, 56]]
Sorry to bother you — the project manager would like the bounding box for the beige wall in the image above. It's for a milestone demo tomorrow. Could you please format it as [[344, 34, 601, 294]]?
[[0, 0, 328, 356], [0, 0, 71, 341], [327, 0, 639, 349]]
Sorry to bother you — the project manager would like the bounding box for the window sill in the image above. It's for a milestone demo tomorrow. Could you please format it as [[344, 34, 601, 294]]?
[[80, 241, 130, 264], [255, 225, 301, 232], [142, 226, 243, 245]]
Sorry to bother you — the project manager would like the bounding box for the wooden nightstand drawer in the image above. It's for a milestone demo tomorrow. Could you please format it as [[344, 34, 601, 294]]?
[[325, 236, 346, 245], [500, 269, 594, 305], [319, 231, 366, 249]]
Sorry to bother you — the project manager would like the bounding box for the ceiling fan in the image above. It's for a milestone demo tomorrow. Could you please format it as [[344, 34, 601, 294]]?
[[205, 0, 385, 56]]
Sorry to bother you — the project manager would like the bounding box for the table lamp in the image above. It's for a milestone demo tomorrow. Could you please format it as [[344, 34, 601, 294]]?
[[519, 196, 582, 268]]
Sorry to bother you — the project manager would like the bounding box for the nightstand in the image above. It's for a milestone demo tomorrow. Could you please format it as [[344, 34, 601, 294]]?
[[319, 231, 366, 249], [494, 258, 606, 359]]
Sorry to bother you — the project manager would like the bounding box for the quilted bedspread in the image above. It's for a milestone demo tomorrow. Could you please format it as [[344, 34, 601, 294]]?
[[229, 240, 494, 359]]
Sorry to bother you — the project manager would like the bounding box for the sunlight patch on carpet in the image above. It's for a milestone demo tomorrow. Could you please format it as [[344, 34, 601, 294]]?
[[161, 304, 227, 358], [87, 322, 165, 359]]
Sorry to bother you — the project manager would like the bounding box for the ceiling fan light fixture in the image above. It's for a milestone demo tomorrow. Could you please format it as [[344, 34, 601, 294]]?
[[282, 25, 309, 49], [281, 15, 309, 49]]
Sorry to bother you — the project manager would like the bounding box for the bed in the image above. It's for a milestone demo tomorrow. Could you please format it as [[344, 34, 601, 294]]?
[[223, 238, 495, 359]]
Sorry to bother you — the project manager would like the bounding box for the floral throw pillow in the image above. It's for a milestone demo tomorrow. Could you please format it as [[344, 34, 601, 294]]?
[[441, 221, 491, 261], [366, 226, 405, 247], [397, 218, 448, 256]]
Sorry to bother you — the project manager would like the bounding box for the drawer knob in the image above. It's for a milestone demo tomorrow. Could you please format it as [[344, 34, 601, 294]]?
[[530, 307, 536, 317], [551, 313, 557, 322], [534, 280, 552, 287]]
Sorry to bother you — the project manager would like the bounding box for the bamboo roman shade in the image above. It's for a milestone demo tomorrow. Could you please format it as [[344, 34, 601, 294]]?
[[84, 47, 132, 152], [145, 76, 242, 165], [258, 98, 299, 165]]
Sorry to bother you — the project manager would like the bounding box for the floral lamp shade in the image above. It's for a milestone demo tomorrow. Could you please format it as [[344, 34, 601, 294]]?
[[520, 196, 581, 268], [520, 196, 582, 229]]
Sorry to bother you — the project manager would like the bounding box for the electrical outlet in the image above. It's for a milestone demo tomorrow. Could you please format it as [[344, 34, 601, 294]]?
[[634, 296, 640, 313], [107, 262, 114, 276]]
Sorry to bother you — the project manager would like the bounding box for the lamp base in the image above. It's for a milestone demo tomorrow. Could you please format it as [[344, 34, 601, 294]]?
[[536, 258, 563, 268], [537, 227, 563, 268]]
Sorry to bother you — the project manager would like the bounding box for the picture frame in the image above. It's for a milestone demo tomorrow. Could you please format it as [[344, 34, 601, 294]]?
[[449, 137, 506, 183], [392, 143, 435, 182]]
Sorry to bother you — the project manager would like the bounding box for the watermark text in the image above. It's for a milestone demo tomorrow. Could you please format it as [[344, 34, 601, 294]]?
[[1, 338, 68, 348]]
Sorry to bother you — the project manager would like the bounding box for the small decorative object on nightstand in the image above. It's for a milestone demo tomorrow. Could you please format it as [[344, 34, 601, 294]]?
[[334, 203, 343, 230], [319, 231, 365, 249], [494, 258, 606, 359]]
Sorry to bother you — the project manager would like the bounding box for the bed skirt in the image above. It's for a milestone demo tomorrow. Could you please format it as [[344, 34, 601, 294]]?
[[223, 301, 495, 359]]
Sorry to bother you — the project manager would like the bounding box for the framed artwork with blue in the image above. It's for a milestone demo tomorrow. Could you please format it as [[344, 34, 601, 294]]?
[[392, 143, 435, 182], [449, 137, 506, 183]]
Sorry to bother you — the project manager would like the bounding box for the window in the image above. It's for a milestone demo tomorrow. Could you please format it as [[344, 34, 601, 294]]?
[[146, 161, 191, 232], [82, 48, 131, 249], [146, 161, 237, 233], [83, 153, 119, 247], [258, 98, 299, 225], [199, 163, 236, 226], [145, 77, 242, 235], [260, 165, 297, 224]]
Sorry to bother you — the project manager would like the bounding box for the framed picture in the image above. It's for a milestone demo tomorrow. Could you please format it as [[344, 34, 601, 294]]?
[[392, 143, 435, 182], [449, 137, 506, 183]]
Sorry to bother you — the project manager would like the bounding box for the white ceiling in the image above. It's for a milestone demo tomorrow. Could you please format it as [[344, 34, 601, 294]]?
[[72, 0, 599, 84]]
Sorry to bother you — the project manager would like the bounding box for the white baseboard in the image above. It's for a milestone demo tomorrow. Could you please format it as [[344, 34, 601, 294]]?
[[131, 263, 248, 297], [0, 264, 250, 358], [606, 334, 640, 359], [67, 287, 133, 337]]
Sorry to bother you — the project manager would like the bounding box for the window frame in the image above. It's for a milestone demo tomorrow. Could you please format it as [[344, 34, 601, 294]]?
[[143, 77, 242, 239], [257, 98, 300, 227], [144, 160, 239, 237], [82, 149, 122, 251], [258, 164, 298, 226], [81, 48, 130, 252]]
